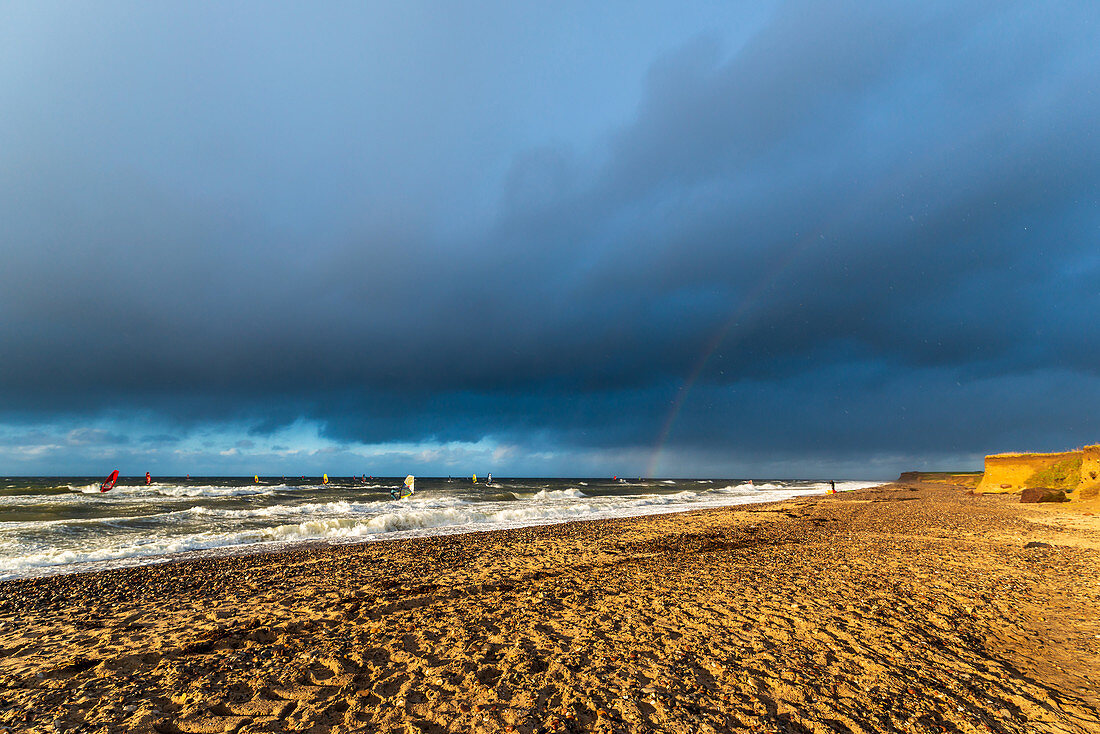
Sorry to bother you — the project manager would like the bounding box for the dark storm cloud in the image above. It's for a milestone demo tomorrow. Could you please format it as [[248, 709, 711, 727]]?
[[2, 1, 1098, 471]]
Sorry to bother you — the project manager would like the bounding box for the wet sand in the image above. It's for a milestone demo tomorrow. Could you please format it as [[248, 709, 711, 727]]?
[[2, 482, 1099, 733]]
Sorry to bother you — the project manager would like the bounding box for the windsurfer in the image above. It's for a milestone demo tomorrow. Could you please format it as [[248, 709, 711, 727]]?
[[99, 470, 120, 493], [392, 475, 415, 500]]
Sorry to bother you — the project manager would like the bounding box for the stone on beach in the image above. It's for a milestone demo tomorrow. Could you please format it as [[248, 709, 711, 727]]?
[[1021, 487, 1069, 503]]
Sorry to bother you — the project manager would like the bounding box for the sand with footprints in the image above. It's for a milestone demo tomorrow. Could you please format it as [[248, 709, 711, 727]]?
[[2, 481, 1099, 733]]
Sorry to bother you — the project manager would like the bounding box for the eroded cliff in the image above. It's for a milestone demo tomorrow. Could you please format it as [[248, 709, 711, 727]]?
[[976, 446, 1098, 500]]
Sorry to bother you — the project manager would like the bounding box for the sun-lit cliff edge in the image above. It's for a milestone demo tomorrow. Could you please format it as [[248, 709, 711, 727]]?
[[1080, 444, 1100, 500], [975, 445, 1100, 500], [897, 471, 982, 488]]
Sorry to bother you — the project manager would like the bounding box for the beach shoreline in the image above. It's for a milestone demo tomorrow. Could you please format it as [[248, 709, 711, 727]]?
[[1, 478, 865, 583], [2, 481, 1099, 733]]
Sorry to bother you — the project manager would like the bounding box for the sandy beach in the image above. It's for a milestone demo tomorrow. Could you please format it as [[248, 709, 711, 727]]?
[[2, 481, 1099, 734]]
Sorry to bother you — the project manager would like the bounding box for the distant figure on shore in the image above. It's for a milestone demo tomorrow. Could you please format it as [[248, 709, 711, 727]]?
[[828, 480, 836, 494], [145, 472, 151, 485]]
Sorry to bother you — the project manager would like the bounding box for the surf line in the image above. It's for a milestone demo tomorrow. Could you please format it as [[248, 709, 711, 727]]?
[[646, 230, 830, 479]]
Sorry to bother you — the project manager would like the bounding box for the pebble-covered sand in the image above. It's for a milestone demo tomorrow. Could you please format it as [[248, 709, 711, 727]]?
[[2, 482, 1099, 733]]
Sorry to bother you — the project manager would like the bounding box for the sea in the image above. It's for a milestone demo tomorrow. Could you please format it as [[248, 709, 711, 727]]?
[[0, 476, 881, 581]]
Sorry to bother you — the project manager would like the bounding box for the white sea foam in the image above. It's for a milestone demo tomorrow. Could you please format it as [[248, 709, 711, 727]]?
[[178, 496, 468, 522], [532, 488, 587, 500], [831, 481, 881, 491], [0, 502, 604, 577], [63, 483, 284, 499], [714, 483, 757, 493], [71, 483, 103, 493], [144, 484, 281, 498]]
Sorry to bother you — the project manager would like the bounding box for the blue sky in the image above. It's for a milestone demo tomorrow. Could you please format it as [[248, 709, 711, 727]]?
[[1, 1, 1097, 478]]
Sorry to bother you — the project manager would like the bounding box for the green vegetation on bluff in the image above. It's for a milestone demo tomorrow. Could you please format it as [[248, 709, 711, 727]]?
[[1026, 455, 1082, 491]]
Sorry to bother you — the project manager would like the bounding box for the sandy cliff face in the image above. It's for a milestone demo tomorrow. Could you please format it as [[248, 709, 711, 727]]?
[[1079, 444, 1100, 500], [976, 451, 1081, 494]]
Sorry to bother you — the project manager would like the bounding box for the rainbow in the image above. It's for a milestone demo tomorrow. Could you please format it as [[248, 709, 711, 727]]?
[[646, 231, 827, 478]]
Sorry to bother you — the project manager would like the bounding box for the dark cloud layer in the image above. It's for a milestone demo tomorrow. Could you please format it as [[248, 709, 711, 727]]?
[[2, 1, 1098, 474]]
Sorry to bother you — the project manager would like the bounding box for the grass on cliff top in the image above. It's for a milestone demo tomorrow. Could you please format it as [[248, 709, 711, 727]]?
[[1026, 455, 1082, 491], [914, 472, 982, 478]]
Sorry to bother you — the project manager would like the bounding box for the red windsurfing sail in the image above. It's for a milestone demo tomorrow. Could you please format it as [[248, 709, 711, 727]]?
[[99, 470, 120, 493]]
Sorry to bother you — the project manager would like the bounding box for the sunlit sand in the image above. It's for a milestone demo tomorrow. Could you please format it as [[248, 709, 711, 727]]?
[[2, 480, 1098, 732]]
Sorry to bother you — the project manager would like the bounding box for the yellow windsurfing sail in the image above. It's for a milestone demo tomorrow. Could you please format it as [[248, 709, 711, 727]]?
[[322, 473, 329, 484], [254, 475, 259, 484], [472, 474, 477, 484], [392, 475, 415, 500]]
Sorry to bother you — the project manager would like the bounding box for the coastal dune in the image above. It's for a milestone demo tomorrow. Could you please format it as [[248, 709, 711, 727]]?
[[2, 482, 1099, 733]]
